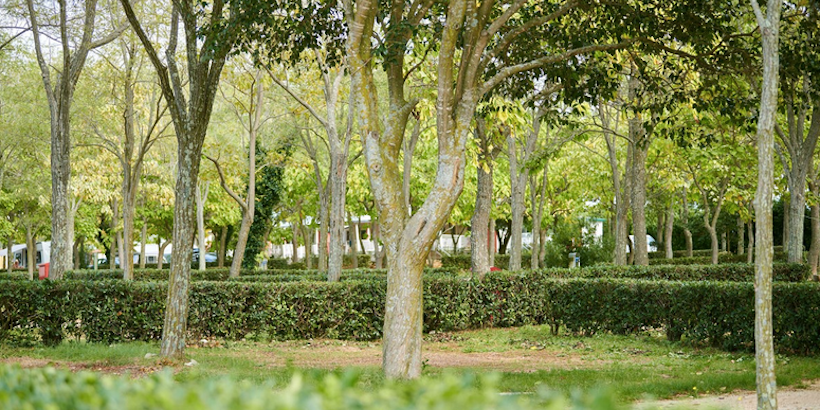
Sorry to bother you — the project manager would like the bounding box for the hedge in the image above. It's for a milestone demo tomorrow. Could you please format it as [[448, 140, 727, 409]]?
[[647, 252, 790, 265], [53, 267, 459, 281], [2, 273, 819, 354], [0, 366, 621, 410]]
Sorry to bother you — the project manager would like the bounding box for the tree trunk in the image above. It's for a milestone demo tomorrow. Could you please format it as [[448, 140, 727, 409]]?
[[73, 238, 81, 270], [117, 231, 125, 272], [302, 225, 313, 269], [6, 238, 12, 275], [350, 214, 359, 269], [109, 199, 119, 267], [139, 221, 147, 269], [328, 151, 348, 282], [530, 169, 548, 270], [810, 201, 819, 277], [786, 189, 805, 262], [470, 145, 494, 277], [682, 187, 693, 257], [721, 232, 728, 253], [160, 147, 202, 360], [291, 222, 300, 264], [782, 197, 789, 248], [122, 181, 137, 280], [508, 124, 531, 272], [708, 227, 719, 264], [488, 218, 496, 268], [195, 181, 209, 271], [217, 226, 227, 268], [656, 212, 665, 254], [630, 140, 649, 265], [738, 217, 745, 256], [748, 220, 755, 263], [603, 103, 630, 266], [664, 201, 674, 259], [25, 227, 35, 280], [752, 3, 780, 408], [318, 196, 329, 272], [157, 239, 169, 270]]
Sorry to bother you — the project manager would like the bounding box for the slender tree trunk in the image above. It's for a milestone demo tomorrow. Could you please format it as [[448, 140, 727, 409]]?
[[302, 224, 313, 269], [110, 199, 119, 267], [217, 226, 227, 268], [350, 214, 359, 269], [488, 218, 496, 267], [139, 221, 147, 269], [748, 220, 755, 263], [738, 217, 746, 256], [122, 183, 137, 279], [25, 227, 35, 280], [708, 227, 719, 264], [73, 238, 80, 270], [530, 169, 548, 270], [6, 238, 12, 275], [603, 103, 629, 265], [721, 232, 728, 253], [752, 2, 780, 407], [782, 197, 789, 249], [328, 152, 348, 281], [665, 201, 674, 259], [682, 189, 693, 257], [508, 125, 530, 271], [810, 180, 820, 277], [656, 212, 665, 253], [157, 240, 169, 270], [291, 222, 300, 264], [195, 181, 209, 271], [117, 231, 125, 271], [630, 141, 649, 265], [786, 189, 805, 262], [318, 196, 329, 272]]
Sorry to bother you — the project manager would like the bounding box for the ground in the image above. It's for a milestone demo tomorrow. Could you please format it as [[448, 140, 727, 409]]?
[[1, 325, 819, 409]]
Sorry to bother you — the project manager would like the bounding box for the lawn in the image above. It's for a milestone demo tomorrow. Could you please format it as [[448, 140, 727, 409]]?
[[2, 324, 819, 404]]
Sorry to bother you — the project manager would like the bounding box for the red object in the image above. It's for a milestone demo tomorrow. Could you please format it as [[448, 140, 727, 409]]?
[[490, 266, 502, 272], [37, 263, 49, 280]]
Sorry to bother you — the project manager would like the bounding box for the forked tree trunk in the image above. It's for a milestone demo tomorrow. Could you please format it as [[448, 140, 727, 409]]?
[[157, 240, 169, 270], [752, 1, 780, 407]]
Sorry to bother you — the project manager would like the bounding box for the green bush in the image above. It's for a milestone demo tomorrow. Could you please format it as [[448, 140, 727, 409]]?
[[62, 267, 459, 282], [0, 365, 623, 410], [2, 269, 819, 353], [544, 263, 809, 282], [647, 252, 790, 265]]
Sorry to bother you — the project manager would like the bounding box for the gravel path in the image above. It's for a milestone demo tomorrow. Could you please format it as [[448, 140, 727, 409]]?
[[641, 381, 820, 410]]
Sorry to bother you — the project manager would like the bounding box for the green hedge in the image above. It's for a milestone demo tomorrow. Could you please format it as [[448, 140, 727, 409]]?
[[0, 366, 621, 410], [57, 267, 459, 282], [648, 252, 790, 265], [2, 272, 819, 354]]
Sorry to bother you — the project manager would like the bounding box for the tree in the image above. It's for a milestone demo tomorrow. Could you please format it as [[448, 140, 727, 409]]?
[[750, 0, 781, 409], [774, 8, 820, 263], [119, 0, 241, 359], [26, 0, 125, 279]]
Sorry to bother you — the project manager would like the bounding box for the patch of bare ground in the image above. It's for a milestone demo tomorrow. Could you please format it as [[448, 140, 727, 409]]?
[[639, 380, 820, 410], [236, 333, 594, 372], [0, 356, 163, 378]]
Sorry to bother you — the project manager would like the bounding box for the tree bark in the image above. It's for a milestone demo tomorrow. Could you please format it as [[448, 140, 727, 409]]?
[[630, 132, 649, 265], [157, 239, 169, 270], [349, 214, 359, 269], [529, 168, 548, 270], [217, 225, 227, 268], [27, 0, 119, 280], [140, 221, 147, 269], [195, 181, 209, 272], [810, 178, 820, 277], [682, 188, 693, 257], [751, 1, 780, 407], [25, 227, 35, 280], [470, 119, 496, 277], [602, 102, 630, 265], [748, 220, 755, 263], [664, 201, 674, 259], [6, 238, 12, 275], [738, 216, 746, 256]]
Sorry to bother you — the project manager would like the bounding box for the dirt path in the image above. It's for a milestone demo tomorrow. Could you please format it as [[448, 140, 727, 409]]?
[[641, 381, 820, 410]]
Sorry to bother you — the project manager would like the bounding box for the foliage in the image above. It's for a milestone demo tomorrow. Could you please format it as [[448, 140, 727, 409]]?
[[1, 266, 816, 353], [244, 145, 287, 268], [0, 365, 626, 410]]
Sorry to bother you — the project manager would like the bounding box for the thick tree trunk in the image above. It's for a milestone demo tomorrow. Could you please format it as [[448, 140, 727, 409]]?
[[230, 212, 254, 277], [810, 201, 819, 277], [160, 147, 202, 360], [470, 154, 494, 278], [664, 202, 674, 259], [488, 218, 496, 267], [753, 3, 780, 408]]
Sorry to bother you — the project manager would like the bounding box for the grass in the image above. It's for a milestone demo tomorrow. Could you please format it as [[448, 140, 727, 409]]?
[[2, 325, 819, 404]]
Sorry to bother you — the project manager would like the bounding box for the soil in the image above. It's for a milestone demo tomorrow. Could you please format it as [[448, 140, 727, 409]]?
[[640, 381, 820, 410]]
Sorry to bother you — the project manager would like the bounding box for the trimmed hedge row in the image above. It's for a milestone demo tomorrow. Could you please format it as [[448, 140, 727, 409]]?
[[2, 273, 819, 354], [0, 366, 616, 410], [648, 252, 790, 265], [648, 246, 786, 259], [56, 267, 460, 281]]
